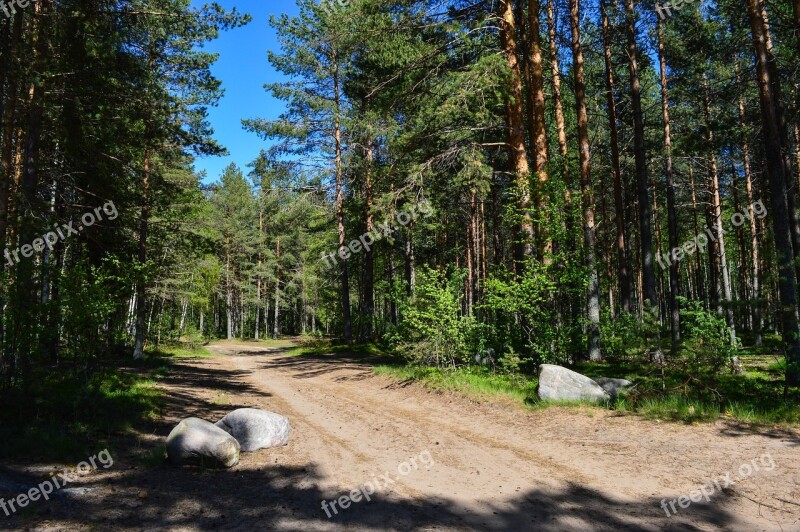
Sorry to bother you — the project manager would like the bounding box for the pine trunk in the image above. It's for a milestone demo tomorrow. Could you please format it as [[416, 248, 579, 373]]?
[[624, 0, 657, 312], [499, 0, 535, 264], [569, 0, 601, 361], [527, 0, 551, 259], [747, 0, 800, 385], [658, 20, 680, 343], [602, 0, 631, 314], [332, 55, 352, 343]]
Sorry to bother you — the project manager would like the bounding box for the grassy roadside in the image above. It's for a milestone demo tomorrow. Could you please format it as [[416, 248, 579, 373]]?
[[0, 343, 211, 462], [287, 337, 800, 426]]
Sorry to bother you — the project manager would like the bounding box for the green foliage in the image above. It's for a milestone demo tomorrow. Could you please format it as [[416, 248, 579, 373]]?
[[373, 364, 538, 405], [480, 263, 576, 368], [676, 297, 736, 375], [388, 267, 479, 368], [0, 367, 162, 461], [600, 311, 653, 362]]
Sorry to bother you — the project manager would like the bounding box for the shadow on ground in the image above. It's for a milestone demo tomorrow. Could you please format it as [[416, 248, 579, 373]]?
[[0, 344, 786, 530], [1, 461, 747, 531]]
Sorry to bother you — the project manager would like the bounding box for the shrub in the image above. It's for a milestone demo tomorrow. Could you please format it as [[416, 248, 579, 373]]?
[[388, 267, 478, 368]]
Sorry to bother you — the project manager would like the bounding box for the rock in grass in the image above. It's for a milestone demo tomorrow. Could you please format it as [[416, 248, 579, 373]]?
[[215, 408, 290, 452], [592, 377, 634, 399], [166, 417, 240, 468], [537, 364, 610, 403]]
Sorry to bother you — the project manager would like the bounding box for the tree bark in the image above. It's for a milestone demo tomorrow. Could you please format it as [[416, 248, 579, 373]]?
[[747, 0, 800, 386], [133, 152, 151, 358], [362, 137, 375, 339], [274, 237, 281, 338], [499, 0, 535, 265], [601, 0, 631, 314], [569, 0, 601, 361], [546, 0, 568, 168], [332, 54, 352, 343], [527, 0, 551, 259], [737, 75, 762, 345], [703, 77, 736, 345], [657, 20, 680, 344], [624, 0, 657, 312]]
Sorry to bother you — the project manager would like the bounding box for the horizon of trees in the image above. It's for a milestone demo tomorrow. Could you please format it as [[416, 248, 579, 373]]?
[[1, 0, 800, 396]]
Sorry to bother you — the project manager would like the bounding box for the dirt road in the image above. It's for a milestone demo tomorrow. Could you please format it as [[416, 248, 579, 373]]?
[[4, 341, 800, 530]]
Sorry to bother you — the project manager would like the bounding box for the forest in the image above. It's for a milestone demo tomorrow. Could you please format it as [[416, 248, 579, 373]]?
[[0, 0, 799, 454], [0, 0, 799, 528]]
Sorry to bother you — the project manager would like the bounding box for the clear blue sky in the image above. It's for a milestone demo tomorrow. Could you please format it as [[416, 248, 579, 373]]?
[[190, 0, 300, 184]]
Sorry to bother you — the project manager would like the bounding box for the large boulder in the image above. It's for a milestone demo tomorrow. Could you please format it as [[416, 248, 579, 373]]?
[[592, 377, 633, 399], [166, 417, 240, 468], [215, 408, 290, 452], [537, 365, 610, 403]]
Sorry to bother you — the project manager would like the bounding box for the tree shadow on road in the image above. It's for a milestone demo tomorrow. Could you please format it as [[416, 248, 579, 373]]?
[[1, 459, 765, 531]]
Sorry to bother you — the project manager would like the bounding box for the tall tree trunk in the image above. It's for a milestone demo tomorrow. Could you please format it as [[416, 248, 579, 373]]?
[[761, 2, 800, 287], [703, 78, 736, 345], [569, 0, 601, 361], [527, 0, 551, 259], [624, 0, 657, 312], [731, 166, 749, 331], [255, 200, 263, 340], [747, 0, 800, 386], [737, 78, 763, 344], [499, 0, 535, 265], [363, 137, 375, 339], [274, 237, 281, 338], [133, 152, 151, 359], [224, 232, 233, 340], [602, 0, 631, 314], [546, 0, 568, 168], [689, 166, 706, 306], [657, 20, 680, 344], [332, 55, 352, 343]]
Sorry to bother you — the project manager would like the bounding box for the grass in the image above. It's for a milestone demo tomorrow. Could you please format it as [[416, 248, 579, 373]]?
[[285, 338, 800, 426], [373, 364, 539, 404], [0, 341, 213, 462], [151, 343, 214, 359]]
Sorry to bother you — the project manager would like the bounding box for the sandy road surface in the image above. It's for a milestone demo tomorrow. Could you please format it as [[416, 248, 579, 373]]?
[[2, 340, 799, 531]]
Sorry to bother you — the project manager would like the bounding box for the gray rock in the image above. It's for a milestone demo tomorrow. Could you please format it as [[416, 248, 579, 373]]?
[[537, 364, 610, 403], [215, 408, 290, 452], [592, 377, 634, 399], [166, 417, 240, 467]]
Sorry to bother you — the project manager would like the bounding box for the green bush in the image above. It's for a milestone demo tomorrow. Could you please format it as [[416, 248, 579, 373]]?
[[480, 263, 579, 368], [676, 297, 735, 376], [387, 267, 479, 368]]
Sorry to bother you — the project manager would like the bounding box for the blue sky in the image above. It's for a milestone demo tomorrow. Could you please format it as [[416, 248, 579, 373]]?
[[189, 0, 300, 184]]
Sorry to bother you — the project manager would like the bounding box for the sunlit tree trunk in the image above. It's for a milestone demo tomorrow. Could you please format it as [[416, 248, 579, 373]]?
[[569, 0, 601, 361], [499, 0, 534, 265], [703, 78, 736, 345], [527, 0, 551, 259], [332, 52, 352, 343]]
